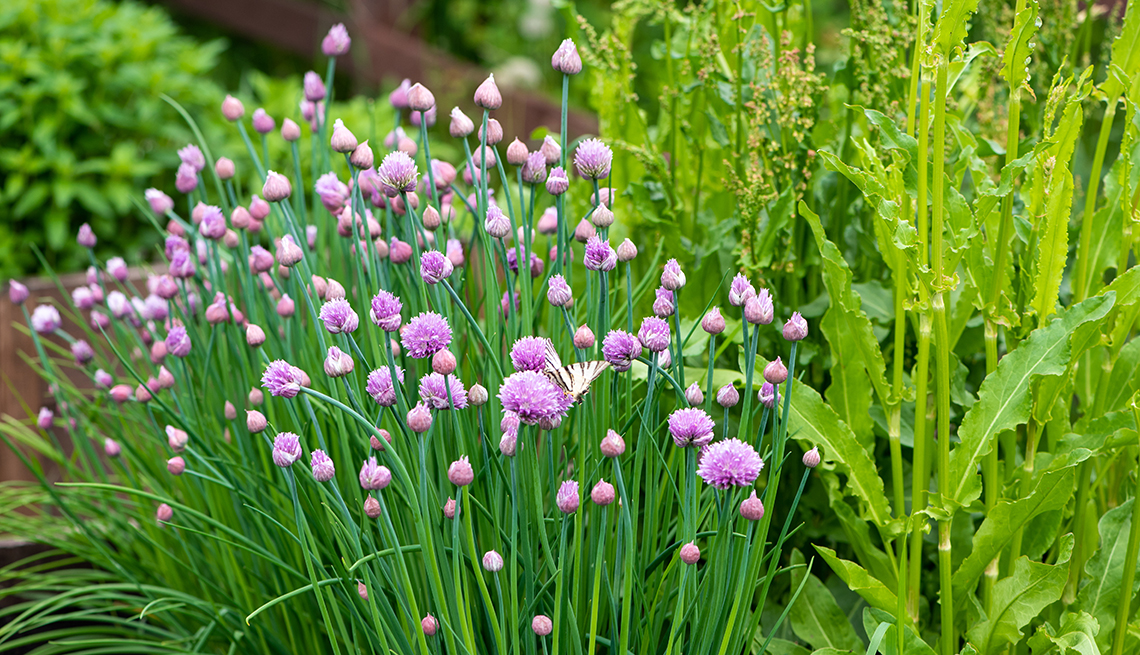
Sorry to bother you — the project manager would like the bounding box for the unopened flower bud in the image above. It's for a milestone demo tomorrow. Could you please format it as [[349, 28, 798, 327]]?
[[506, 138, 529, 166], [263, 171, 292, 202], [449, 107, 474, 137], [600, 430, 625, 457], [407, 83, 435, 112], [247, 410, 268, 433], [740, 490, 765, 520], [221, 95, 245, 121], [281, 118, 302, 141], [443, 498, 457, 519], [350, 140, 374, 168], [591, 203, 614, 228], [252, 108, 275, 134], [474, 74, 503, 109], [803, 446, 821, 468], [591, 478, 615, 506], [167, 456, 186, 476], [479, 118, 503, 145], [679, 542, 700, 565], [702, 308, 725, 334], [616, 239, 638, 262], [532, 615, 553, 636], [551, 39, 583, 75], [432, 350, 457, 375], [215, 157, 235, 180], [763, 357, 787, 385], [783, 312, 808, 341], [573, 324, 595, 349], [685, 383, 704, 406]]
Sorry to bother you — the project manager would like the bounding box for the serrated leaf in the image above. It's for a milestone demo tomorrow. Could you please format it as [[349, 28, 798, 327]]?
[[814, 546, 898, 614], [947, 295, 1114, 506], [861, 607, 937, 655], [1030, 168, 1074, 319], [1103, 0, 1140, 99], [932, 0, 982, 56], [1075, 500, 1138, 648], [1026, 612, 1101, 655], [952, 468, 1076, 601], [965, 535, 1073, 654], [1001, 1, 1040, 92]]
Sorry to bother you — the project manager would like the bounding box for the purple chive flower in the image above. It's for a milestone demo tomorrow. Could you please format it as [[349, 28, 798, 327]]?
[[315, 172, 350, 214], [697, 438, 764, 489], [165, 326, 191, 357], [37, 407, 53, 430], [401, 312, 452, 359], [510, 336, 553, 372], [249, 245, 275, 273], [557, 480, 580, 513], [322, 23, 351, 56], [370, 290, 403, 332], [366, 366, 405, 406], [72, 286, 94, 310], [376, 151, 419, 197], [31, 305, 61, 334], [252, 108, 276, 134], [668, 407, 715, 448], [803, 447, 821, 468], [745, 289, 774, 325], [601, 330, 641, 372], [145, 189, 174, 215], [71, 340, 94, 364], [448, 455, 475, 485], [324, 346, 355, 377], [199, 206, 226, 240], [175, 162, 198, 194], [547, 274, 572, 307], [94, 369, 113, 388], [263, 360, 304, 398], [728, 274, 755, 307], [106, 257, 128, 282], [178, 144, 205, 172], [717, 384, 740, 408], [311, 449, 335, 481], [484, 205, 511, 239], [498, 370, 573, 425], [653, 288, 675, 318], [551, 38, 583, 74], [359, 457, 392, 490], [703, 308, 725, 334], [168, 249, 195, 279], [573, 138, 613, 180], [419, 372, 468, 409], [545, 167, 569, 195], [272, 433, 303, 467], [583, 237, 617, 272], [420, 250, 454, 284], [661, 259, 686, 290], [759, 382, 780, 408], [783, 312, 809, 341], [318, 298, 359, 334], [638, 317, 671, 353], [764, 357, 788, 384], [522, 151, 547, 184]]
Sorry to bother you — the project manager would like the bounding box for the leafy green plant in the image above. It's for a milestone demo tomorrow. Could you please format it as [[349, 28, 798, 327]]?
[[0, 0, 224, 277]]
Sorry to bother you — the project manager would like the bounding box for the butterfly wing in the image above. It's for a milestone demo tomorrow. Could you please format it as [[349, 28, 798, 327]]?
[[542, 338, 563, 371], [548, 361, 611, 401]]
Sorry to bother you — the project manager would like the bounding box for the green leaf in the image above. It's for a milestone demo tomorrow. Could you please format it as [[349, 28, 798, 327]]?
[[965, 535, 1074, 655], [788, 552, 865, 651], [1075, 500, 1138, 648], [932, 0, 982, 56], [756, 637, 811, 655], [786, 378, 894, 528], [1026, 612, 1102, 655], [815, 546, 898, 614], [1000, 0, 1041, 92], [1030, 167, 1074, 319], [947, 294, 1115, 506], [1104, 337, 1140, 412], [952, 468, 1076, 601], [860, 607, 937, 655], [1103, 0, 1140, 99]]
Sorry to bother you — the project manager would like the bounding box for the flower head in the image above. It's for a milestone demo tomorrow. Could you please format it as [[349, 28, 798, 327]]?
[[763, 357, 788, 384], [583, 237, 617, 272], [783, 312, 809, 341], [419, 372, 468, 409], [359, 456, 392, 490], [697, 438, 763, 489], [318, 298, 359, 334], [728, 274, 754, 307], [717, 384, 740, 408], [420, 250, 454, 284], [402, 312, 452, 358], [591, 479, 615, 505], [407, 402, 433, 433], [71, 339, 94, 364], [547, 274, 572, 307], [498, 370, 573, 425], [551, 39, 582, 74], [31, 305, 61, 334], [616, 239, 638, 262], [661, 259, 686, 290], [178, 144, 205, 172], [311, 449, 335, 481], [545, 167, 570, 196], [303, 71, 326, 102], [322, 23, 351, 56], [653, 288, 675, 317], [166, 326, 191, 357], [370, 290, 403, 332], [262, 171, 292, 202], [484, 205, 511, 238], [759, 382, 780, 408], [324, 346, 355, 377], [533, 615, 554, 636], [449, 107, 475, 137], [600, 430, 626, 457], [601, 330, 641, 372], [448, 456, 474, 486], [668, 407, 715, 448], [510, 336, 553, 372], [680, 542, 700, 565], [145, 189, 174, 215], [366, 366, 405, 406], [638, 316, 670, 353], [522, 151, 547, 184], [557, 480, 580, 513], [272, 433, 303, 467], [315, 172, 350, 214], [377, 151, 419, 197], [252, 108, 276, 134], [744, 289, 774, 325], [541, 135, 561, 164], [702, 308, 725, 334], [263, 360, 304, 398], [740, 490, 765, 520], [574, 138, 612, 180]]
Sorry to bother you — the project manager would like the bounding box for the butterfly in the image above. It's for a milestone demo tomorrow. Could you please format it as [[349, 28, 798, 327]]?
[[541, 338, 610, 402]]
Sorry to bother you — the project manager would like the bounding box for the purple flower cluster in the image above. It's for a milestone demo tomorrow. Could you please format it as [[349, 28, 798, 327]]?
[[498, 370, 573, 425], [583, 237, 617, 272], [602, 330, 641, 372], [573, 138, 612, 180], [697, 438, 763, 489], [401, 312, 452, 358], [418, 372, 468, 409], [638, 317, 670, 353], [667, 407, 715, 448], [370, 290, 403, 331], [319, 298, 359, 334], [510, 336, 553, 372], [376, 151, 419, 197], [263, 360, 305, 398], [366, 366, 405, 406]]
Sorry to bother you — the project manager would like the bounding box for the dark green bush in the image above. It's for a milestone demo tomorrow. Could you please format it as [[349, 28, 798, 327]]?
[[0, 0, 225, 278]]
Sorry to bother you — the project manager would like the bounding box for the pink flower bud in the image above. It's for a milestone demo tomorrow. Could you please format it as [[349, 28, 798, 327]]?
[[591, 478, 615, 506], [506, 138, 529, 166], [249, 387, 264, 406], [449, 107, 474, 137], [479, 118, 503, 146], [783, 312, 809, 341], [281, 118, 302, 141], [221, 95, 245, 121], [252, 108, 275, 134], [8, 280, 28, 305], [350, 140, 374, 169], [224, 401, 237, 420], [541, 136, 561, 165], [246, 324, 266, 347], [135, 384, 152, 403], [590, 203, 614, 228], [246, 410, 268, 433], [104, 438, 121, 457], [156, 503, 173, 523], [573, 324, 595, 349], [330, 119, 358, 153], [803, 446, 821, 468], [370, 429, 392, 450], [685, 383, 704, 406], [616, 239, 638, 262], [407, 83, 435, 112], [600, 430, 625, 458], [262, 171, 292, 202], [473, 74, 502, 109], [532, 614, 553, 636], [357, 581, 369, 600], [432, 350, 457, 375], [443, 498, 458, 519], [407, 402, 432, 433], [166, 426, 188, 451], [110, 384, 132, 404], [422, 614, 438, 636], [157, 366, 175, 390], [36, 407, 54, 429], [702, 308, 725, 334], [167, 456, 186, 476], [448, 456, 474, 486], [740, 490, 765, 520], [574, 218, 596, 243], [551, 39, 583, 74], [763, 357, 787, 385], [364, 495, 381, 519], [215, 157, 235, 180], [482, 550, 504, 572]]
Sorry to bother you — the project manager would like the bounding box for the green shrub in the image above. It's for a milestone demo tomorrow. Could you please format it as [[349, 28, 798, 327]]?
[[0, 0, 224, 278]]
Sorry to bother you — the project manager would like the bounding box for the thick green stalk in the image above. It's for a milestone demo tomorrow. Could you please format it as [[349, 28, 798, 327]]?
[[1111, 402, 1140, 655], [586, 506, 608, 655], [983, 320, 1000, 610], [1074, 99, 1120, 302]]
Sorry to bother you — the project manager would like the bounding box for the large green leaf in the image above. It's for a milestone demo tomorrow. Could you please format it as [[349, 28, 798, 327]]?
[[947, 295, 1114, 506], [931, 0, 981, 57], [952, 468, 1076, 601], [1075, 500, 1138, 648], [815, 546, 898, 615], [965, 536, 1073, 654], [861, 607, 937, 655], [1103, 0, 1140, 99], [788, 552, 865, 652], [1026, 612, 1102, 655], [1000, 0, 1040, 92], [786, 378, 894, 528]]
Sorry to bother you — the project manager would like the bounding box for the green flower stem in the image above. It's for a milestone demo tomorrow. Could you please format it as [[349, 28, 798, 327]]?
[[1074, 98, 1120, 303], [552, 515, 570, 655], [443, 280, 504, 376], [1112, 401, 1140, 655], [586, 505, 608, 655], [462, 484, 505, 654], [983, 319, 1000, 610], [285, 470, 344, 655]]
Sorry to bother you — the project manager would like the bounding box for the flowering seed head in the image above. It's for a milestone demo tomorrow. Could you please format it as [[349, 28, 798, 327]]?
[[744, 292, 772, 325], [667, 407, 715, 448], [698, 438, 764, 489], [557, 480, 580, 513], [165, 326, 191, 357], [310, 449, 335, 481]]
